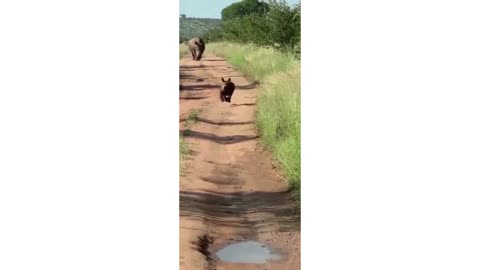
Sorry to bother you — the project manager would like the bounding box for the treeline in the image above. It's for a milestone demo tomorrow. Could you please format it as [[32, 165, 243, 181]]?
[[204, 0, 300, 57], [179, 17, 221, 43]]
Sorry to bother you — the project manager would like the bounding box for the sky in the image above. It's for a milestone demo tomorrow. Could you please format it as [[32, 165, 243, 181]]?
[[179, 0, 299, 19]]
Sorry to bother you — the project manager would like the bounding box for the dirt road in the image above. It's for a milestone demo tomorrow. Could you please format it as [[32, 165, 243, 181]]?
[[179, 53, 300, 270]]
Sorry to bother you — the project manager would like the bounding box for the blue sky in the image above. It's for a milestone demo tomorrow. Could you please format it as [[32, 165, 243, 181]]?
[[180, 0, 299, 19]]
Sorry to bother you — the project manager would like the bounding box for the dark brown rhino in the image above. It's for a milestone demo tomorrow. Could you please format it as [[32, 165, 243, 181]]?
[[219, 77, 235, 103], [184, 37, 205, 61]]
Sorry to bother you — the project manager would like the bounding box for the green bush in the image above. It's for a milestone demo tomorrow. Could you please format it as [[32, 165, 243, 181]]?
[[205, 0, 300, 56], [221, 0, 269, 21]]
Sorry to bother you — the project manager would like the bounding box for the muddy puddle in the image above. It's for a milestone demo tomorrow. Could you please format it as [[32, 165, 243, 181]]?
[[214, 240, 282, 264]]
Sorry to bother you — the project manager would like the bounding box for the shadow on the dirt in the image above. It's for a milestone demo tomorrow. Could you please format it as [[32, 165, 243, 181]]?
[[231, 103, 256, 107], [204, 79, 259, 90], [179, 73, 189, 77], [200, 175, 246, 186], [180, 83, 219, 91], [180, 69, 259, 91], [181, 65, 223, 69], [180, 84, 220, 91], [236, 80, 260, 90], [180, 65, 205, 69], [179, 83, 257, 92], [180, 73, 195, 80], [203, 59, 226, 62], [180, 130, 259, 144], [180, 96, 209, 100], [179, 117, 254, 126], [180, 190, 300, 233]]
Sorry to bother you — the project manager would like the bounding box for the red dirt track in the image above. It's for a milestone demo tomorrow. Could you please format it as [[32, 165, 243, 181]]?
[[179, 53, 300, 270]]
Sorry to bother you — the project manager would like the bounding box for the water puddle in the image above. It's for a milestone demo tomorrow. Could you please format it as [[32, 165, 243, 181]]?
[[214, 240, 282, 264]]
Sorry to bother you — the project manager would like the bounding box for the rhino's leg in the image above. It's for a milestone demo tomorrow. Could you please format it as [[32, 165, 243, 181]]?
[[191, 49, 195, 60], [196, 50, 203, 61], [195, 48, 199, 60], [219, 91, 225, 102]]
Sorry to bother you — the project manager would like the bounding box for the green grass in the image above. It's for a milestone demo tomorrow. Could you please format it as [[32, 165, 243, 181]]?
[[180, 44, 189, 58], [180, 136, 190, 159], [179, 109, 201, 176], [181, 109, 200, 136], [200, 42, 301, 203], [185, 109, 200, 127], [206, 42, 298, 80], [179, 134, 190, 177], [179, 108, 201, 163]]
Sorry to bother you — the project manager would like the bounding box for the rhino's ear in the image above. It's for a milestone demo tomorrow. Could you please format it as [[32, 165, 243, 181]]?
[[221, 77, 225, 82], [227, 78, 231, 82]]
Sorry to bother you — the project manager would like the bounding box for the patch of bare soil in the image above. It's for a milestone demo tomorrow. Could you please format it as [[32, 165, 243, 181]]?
[[179, 54, 300, 270]]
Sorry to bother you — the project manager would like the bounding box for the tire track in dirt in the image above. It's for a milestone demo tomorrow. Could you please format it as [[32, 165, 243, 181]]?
[[179, 54, 300, 270]]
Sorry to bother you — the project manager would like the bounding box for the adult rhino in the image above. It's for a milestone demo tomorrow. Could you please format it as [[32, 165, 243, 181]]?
[[184, 37, 205, 61]]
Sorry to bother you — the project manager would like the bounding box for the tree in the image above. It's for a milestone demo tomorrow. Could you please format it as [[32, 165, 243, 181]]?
[[221, 0, 269, 21], [264, 0, 300, 51], [220, 14, 269, 45], [209, 0, 300, 56]]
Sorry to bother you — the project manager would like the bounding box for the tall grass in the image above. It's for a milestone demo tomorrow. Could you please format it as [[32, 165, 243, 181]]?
[[206, 42, 301, 202], [179, 109, 201, 174], [179, 44, 189, 58], [207, 42, 298, 80], [180, 136, 190, 159]]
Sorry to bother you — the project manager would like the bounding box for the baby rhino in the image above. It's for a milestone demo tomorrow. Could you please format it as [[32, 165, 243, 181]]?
[[219, 77, 236, 103]]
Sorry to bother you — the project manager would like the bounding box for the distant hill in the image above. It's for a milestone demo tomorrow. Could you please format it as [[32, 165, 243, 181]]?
[[179, 16, 221, 42]]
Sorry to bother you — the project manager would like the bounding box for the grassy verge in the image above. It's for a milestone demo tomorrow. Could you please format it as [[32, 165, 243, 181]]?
[[180, 136, 190, 159], [204, 42, 301, 204], [206, 42, 298, 80], [179, 44, 189, 58], [179, 109, 201, 174], [181, 108, 200, 136]]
